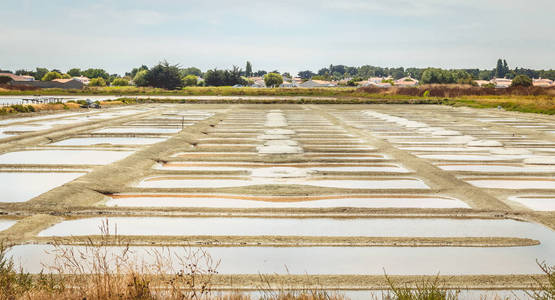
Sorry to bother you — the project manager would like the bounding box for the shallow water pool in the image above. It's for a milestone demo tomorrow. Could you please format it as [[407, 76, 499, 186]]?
[[0, 172, 86, 202]]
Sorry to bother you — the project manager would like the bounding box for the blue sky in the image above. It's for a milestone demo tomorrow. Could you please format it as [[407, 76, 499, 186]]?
[[1, 0, 554, 75]]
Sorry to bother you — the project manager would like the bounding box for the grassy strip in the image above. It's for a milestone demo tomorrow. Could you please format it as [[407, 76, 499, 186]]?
[[1, 85, 553, 114], [445, 97, 555, 114]]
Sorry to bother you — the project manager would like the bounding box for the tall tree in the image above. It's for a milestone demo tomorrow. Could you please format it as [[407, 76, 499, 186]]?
[[245, 61, 252, 77], [495, 58, 510, 78], [34, 68, 49, 81], [297, 70, 315, 79], [67, 68, 81, 77], [144, 60, 183, 90]]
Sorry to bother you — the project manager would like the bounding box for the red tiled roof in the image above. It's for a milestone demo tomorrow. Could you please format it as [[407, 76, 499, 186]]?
[[0, 73, 29, 81]]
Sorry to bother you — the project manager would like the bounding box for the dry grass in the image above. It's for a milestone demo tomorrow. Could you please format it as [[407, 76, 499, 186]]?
[[0, 220, 553, 299], [525, 260, 555, 300]]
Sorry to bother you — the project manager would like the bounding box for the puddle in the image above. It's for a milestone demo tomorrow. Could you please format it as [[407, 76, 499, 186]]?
[[464, 178, 555, 189], [38, 217, 544, 238], [247, 289, 529, 300], [0, 150, 134, 165], [398, 147, 487, 152], [0, 219, 17, 232], [437, 164, 555, 173], [417, 154, 522, 161], [51, 137, 167, 146], [156, 162, 410, 173], [0, 172, 85, 202], [508, 195, 555, 211], [137, 176, 430, 189], [8, 243, 554, 275], [93, 127, 181, 134], [105, 194, 469, 208]]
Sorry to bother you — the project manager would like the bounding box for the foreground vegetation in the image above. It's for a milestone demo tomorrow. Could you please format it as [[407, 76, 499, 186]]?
[[0, 223, 553, 300], [0, 85, 553, 115]]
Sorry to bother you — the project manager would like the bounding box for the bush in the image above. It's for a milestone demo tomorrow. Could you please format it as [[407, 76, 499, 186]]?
[[264, 73, 283, 87], [41, 71, 62, 81], [133, 70, 149, 87], [11, 104, 29, 113], [183, 75, 198, 87], [89, 77, 107, 87], [512, 74, 532, 87], [0, 76, 13, 84], [111, 78, 129, 86]]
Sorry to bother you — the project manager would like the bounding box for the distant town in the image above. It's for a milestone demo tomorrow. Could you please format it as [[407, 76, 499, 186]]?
[[1, 59, 554, 90]]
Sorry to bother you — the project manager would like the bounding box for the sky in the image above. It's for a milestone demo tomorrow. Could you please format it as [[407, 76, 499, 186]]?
[[1, 0, 554, 75]]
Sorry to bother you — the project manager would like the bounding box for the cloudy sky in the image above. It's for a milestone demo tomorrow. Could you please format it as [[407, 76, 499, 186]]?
[[1, 0, 554, 75]]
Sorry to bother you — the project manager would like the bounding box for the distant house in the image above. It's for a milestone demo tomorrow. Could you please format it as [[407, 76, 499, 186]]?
[[474, 80, 491, 87], [533, 78, 553, 87], [0, 73, 35, 82], [299, 80, 337, 88], [291, 77, 303, 85], [279, 81, 298, 88], [394, 77, 419, 87], [73, 76, 90, 85], [362, 81, 392, 88], [251, 79, 266, 88], [492, 78, 512, 88], [10, 78, 84, 89], [367, 77, 386, 84]]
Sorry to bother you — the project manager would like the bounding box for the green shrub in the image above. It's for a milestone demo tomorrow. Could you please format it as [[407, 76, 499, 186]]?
[[11, 104, 29, 112], [183, 75, 198, 87], [511, 75, 532, 87], [0, 75, 13, 84], [264, 73, 283, 87], [423, 90, 430, 97], [111, 78, 129, 86], [41, 71, 63, 81], [89, 77, 107, 87]]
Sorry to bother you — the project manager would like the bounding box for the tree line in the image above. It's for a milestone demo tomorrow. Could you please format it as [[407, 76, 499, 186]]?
[[2, 58, 553, 89]]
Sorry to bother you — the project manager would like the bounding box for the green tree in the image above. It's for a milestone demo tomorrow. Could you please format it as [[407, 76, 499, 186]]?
[[111, 78, 129, 86], [180, 67, 202, 77], [133, 70, 149, 87], [183, 75, 198, 86], [245, 61, 252, 77], [144, 60, 183, 90], [264, 73, 283, 87], [511, 75, 532, 87], [420, 68, 455, 84], [479, 70, 493, 80], [127, 65, 149, 78], [67, 68, 81, 77], [297, 70, 315, 79], [204, 67, 246, 86], [41, 71, 62, 81], [82, 68, 109, 80], [495, 59, 510, 78], [15, 69, 34, 76], [253, 70, 267, 77], [61, 73, 71, 79], [34, 68, 49, 80], [89, 77, 107, 86]]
